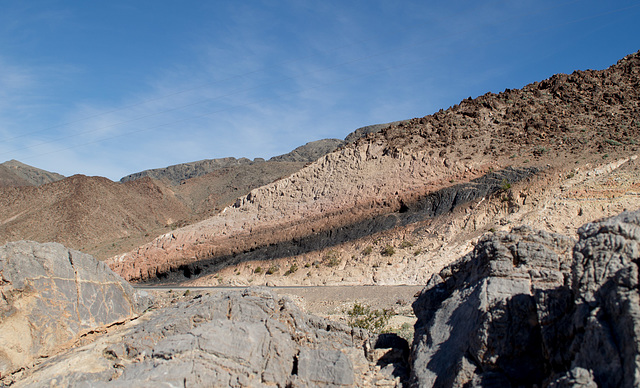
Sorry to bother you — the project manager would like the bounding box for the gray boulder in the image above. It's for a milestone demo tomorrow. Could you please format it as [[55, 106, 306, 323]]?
[[410, 210, 640, 387], [0, 241, 149, 377], [14, 287, 406, 387]]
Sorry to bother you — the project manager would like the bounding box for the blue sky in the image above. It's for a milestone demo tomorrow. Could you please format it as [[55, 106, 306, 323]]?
[[0, 1, 638, 181]]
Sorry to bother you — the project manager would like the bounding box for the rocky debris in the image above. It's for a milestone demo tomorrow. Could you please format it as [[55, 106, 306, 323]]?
[[269, 139, 346, 162], [0, 241, 149, 379], [12, 287, 409, 387], [0, 160, 64, 187], [410, 210, 640, 387]]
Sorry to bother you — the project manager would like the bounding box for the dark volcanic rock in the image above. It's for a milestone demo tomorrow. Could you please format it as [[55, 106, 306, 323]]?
[[0, 241, 149, 378], [410, 210, 640, 387], [13, 288, 405, 387]]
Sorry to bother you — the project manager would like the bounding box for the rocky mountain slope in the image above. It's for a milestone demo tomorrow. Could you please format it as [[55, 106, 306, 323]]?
[[0, 160, 64, 187], [108, 51, 640, 285], [0, 175, 192, 259], [0, 124, 389, 260]]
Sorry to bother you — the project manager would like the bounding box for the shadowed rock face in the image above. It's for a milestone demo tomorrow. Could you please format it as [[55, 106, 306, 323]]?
[[411, 210, 640, 387], [0, 241, 149, 377]]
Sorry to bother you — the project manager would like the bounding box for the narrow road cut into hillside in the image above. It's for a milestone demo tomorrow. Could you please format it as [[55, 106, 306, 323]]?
[[136, 285, 423, 315]]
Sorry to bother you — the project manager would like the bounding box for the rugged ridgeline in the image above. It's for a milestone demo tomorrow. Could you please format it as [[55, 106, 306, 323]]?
[[0, 160, 64, 187], [120, 139, 348, 185], [0, 125, 388, 260], [120, 157, 258, 185], [108, 51, 640, 284], [119, 127, 400, 185], [5, 211, 640, 386]]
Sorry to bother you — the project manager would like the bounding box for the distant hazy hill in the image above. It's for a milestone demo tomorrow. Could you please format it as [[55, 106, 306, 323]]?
[[0, 160, 65, 187], [120, 157, 257, 185]]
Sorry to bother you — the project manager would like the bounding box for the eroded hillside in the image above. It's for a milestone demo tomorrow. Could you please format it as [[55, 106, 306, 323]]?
[[108, 51, 640, 284]]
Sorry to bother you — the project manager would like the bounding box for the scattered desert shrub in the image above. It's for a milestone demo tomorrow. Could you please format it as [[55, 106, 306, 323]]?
[[381, 245, 395, 257], [266, 265, 279, 275], [362, 246, 373, 255], [387, 322, 414, 342], [284, 264, 298, 276], [345, 303, 393, 333], [323, 250, 340, 267], [254, 266, 263, 274], [500, 178, 511, 191], [399, 240, 413, 249]]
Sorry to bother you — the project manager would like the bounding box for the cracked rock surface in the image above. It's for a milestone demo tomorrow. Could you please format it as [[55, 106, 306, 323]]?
[[411, 210, 640, 387], [13, 287, 407, 387], [0, 241, 148, 378]]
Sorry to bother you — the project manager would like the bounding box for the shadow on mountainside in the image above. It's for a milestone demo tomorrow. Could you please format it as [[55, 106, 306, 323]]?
[[144, 166, 539, 284]]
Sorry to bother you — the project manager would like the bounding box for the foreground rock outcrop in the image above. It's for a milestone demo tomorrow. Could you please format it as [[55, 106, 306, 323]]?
[[0, 241, 148, 378], [4, 211, 640, 387], [11, 288, 407, 387], [411, 210, 640, 387]]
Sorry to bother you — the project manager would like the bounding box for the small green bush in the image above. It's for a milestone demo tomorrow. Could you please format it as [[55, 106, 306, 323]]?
[[345, 303, 393, 333], [254, 266, 263, 274], [381, 245, 395, 257], [362, 246, 373, 256], [266, 265, 279, 275], [400, 240, 413, 249], [386, 322, 414, 342], [500, 178, 511, 191], [323, 251, 340, 267], [284, 264, 298, 276]]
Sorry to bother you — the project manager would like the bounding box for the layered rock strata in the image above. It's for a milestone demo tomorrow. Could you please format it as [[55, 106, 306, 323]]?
[[109, 51, 640, 284], [411, 210, 640, 387], [108, 146, 498, 282], [0, 241, 148, 378]]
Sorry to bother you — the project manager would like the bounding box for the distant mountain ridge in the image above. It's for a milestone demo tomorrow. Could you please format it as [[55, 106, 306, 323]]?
[[120, 121, 400, 185], [0, 159, 64, 187], [120, 157, 258, 185]]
